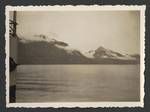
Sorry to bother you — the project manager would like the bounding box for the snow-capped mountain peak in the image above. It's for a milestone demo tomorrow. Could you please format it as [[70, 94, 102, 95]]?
[[19, 34, 57, 43], [18, 35, 139, 64], [84, 46, 138, 60]]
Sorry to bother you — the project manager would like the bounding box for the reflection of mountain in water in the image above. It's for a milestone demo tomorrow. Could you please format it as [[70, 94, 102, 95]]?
[[18, 35, 140, 64]]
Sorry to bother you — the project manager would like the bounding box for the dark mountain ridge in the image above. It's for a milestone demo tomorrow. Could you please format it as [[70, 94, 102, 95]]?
[[18, 36, 140, 64]]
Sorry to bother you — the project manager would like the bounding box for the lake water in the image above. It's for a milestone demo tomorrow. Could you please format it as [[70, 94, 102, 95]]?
[[14, 65, 140, 102]]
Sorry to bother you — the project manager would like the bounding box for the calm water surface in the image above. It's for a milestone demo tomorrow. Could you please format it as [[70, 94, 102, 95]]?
[[15, 65, 140, 102]]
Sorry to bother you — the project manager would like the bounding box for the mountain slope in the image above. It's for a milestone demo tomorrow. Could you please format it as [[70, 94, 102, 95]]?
[[18, 35, 89, 64], [18, 35, 140, 64], [84, 46, 139, 64], [93, 46, 136, 60]]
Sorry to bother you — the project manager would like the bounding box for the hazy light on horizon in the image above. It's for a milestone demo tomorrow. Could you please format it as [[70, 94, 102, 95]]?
[[15, 11, 140, 54]]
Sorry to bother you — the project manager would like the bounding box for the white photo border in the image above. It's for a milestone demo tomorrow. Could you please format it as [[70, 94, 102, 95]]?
[[5, 5, 146, 108]]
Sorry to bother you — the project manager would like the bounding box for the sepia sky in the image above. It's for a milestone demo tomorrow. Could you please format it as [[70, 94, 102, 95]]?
[[15, 11, 140, 54]]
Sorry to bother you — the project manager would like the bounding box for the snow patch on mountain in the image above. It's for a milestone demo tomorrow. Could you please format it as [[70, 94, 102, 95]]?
[[19, 34, 56, 43], [83, 50, 95, 58], [55, 44, 75, 55], [88, 46, 137, 60]]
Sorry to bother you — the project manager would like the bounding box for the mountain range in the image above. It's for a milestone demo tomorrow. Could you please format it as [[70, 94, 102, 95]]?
[[18, 34, 140, 64]]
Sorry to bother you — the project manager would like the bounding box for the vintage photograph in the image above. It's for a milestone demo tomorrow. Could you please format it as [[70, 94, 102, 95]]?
[[6, 6, 145, 107]]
